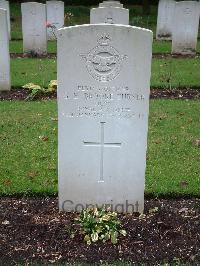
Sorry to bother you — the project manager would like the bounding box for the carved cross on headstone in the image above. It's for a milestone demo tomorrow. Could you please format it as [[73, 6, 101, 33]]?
[[83, 122, 122, 182]]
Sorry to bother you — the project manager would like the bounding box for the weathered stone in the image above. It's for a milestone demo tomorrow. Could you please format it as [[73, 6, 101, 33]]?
[[46, 1, 64, 40], [0, 0, 10, 39], [0, 8, 10, 91], [90, 7, 129, 25], [21, 2, 47, 55], [57, 24, 152, 213], [156, 0, 175, 40], [172, 1, 200, 54]]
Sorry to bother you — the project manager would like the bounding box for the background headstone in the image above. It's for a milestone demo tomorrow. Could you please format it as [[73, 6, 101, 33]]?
[[156, 0, 175, 40], [0, 0, 11, 39], [90, 7, 129, 25], [0, 9, 10, 91], [172, 1, 200, 54], [21, 2, 47, 55], [46, 1, 64, 40], [99, 1, 123, 8], [57, 24, 152, 213]]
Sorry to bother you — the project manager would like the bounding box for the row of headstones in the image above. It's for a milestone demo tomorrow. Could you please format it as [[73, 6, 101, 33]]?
[[22, 1, 130, 56], [3, 0, 199, 56], [96, 0, 200, 56], [22, 0, 200, 56], [1, 0, 200, 92], [0, 0, 65, 41], [0, 0, 129, 91], [0, 0, 65, 91], [21, 1, 64, 56], [0, 1, 198, 213], [156, 0, 200, 54]]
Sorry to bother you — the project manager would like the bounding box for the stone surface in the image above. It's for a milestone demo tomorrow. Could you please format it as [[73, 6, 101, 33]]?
[[156, 0, 175, 40], [172, 1, 200, 54], [0, 8, 10, 91], [57, 24, 152, 213], [21, 2, 47, 55], [90, 7, 129, 24], [99, 1, 123, 8], [46, 1, 64, 40], [0, 0, 11, 39]]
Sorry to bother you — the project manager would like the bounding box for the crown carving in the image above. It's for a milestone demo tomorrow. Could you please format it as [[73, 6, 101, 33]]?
[[97, 34, 111, 46]]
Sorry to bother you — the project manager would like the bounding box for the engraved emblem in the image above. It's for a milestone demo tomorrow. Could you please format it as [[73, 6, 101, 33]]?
[[80, 34, 127, 82]]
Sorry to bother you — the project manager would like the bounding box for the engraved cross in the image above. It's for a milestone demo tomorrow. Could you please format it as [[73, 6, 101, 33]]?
[[83, 122, 121, 182]]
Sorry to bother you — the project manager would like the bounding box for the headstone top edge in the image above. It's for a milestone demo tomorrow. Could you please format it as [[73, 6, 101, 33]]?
[[46, 1, 64, 4], [21, 2, 46, 6], [0, 8, 7, 13], [92, 7, 129, 11], [176, 1, 199, 5], [159, 0, 175, 2], [58, 24, 153, 35]]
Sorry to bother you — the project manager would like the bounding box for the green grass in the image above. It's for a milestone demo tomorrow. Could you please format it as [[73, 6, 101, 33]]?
[[10, 41, 57, 54], [10, 57, 200, 89], [147, 100, 200, 197], [0, 101, 57, 196], [0, 100, 199, 197], [9, 39, 200, 54], [11, 58, 57, 88], [151, 58, 200, 88], [153, 40, 200, 54]]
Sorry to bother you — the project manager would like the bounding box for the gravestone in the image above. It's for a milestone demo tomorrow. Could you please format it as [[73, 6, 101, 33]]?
[[156, 0, 175, 40], [21, 2, 47, 55], [57, 24, 152, 213], [172, 1, 200, 54], [46, 1, 64, 40], [0, 9, 10, 91], [90, 7, 129, 24], [0, 0, 11, 39], [99, 1, 123, 8]]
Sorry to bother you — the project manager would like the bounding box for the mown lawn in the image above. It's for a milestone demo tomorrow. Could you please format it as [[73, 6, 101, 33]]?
[[10, 41, 57, 54], [9, 39, 200, 54], [10, 57, 200, 89], [0, 100, 199, 197]]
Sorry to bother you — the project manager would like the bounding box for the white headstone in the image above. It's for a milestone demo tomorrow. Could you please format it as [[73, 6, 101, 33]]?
[[21, 2, 47, 55], [172, 1, 200, 54], [57, 24, 152, 213], [99, 1, 123, 8], [90, 7, 129, 25], [46, 1, 64, 40], [0, 9, 10, 91], [0, 0, 11, 39], [156, 0, 175, 40]]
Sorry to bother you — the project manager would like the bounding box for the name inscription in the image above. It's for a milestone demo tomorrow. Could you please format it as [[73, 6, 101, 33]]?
[[62, 85, 146, 119]]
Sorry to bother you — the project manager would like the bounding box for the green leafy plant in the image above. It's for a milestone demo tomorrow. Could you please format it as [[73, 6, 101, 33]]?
[[22, 80, 57, 100], [75, 207, 127, 245]]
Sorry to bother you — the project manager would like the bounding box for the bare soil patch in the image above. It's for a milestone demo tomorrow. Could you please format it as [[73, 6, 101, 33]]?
[[0, 88, 199, 101], [0, 197, 199, 265], [10, 53, 200, 59]]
